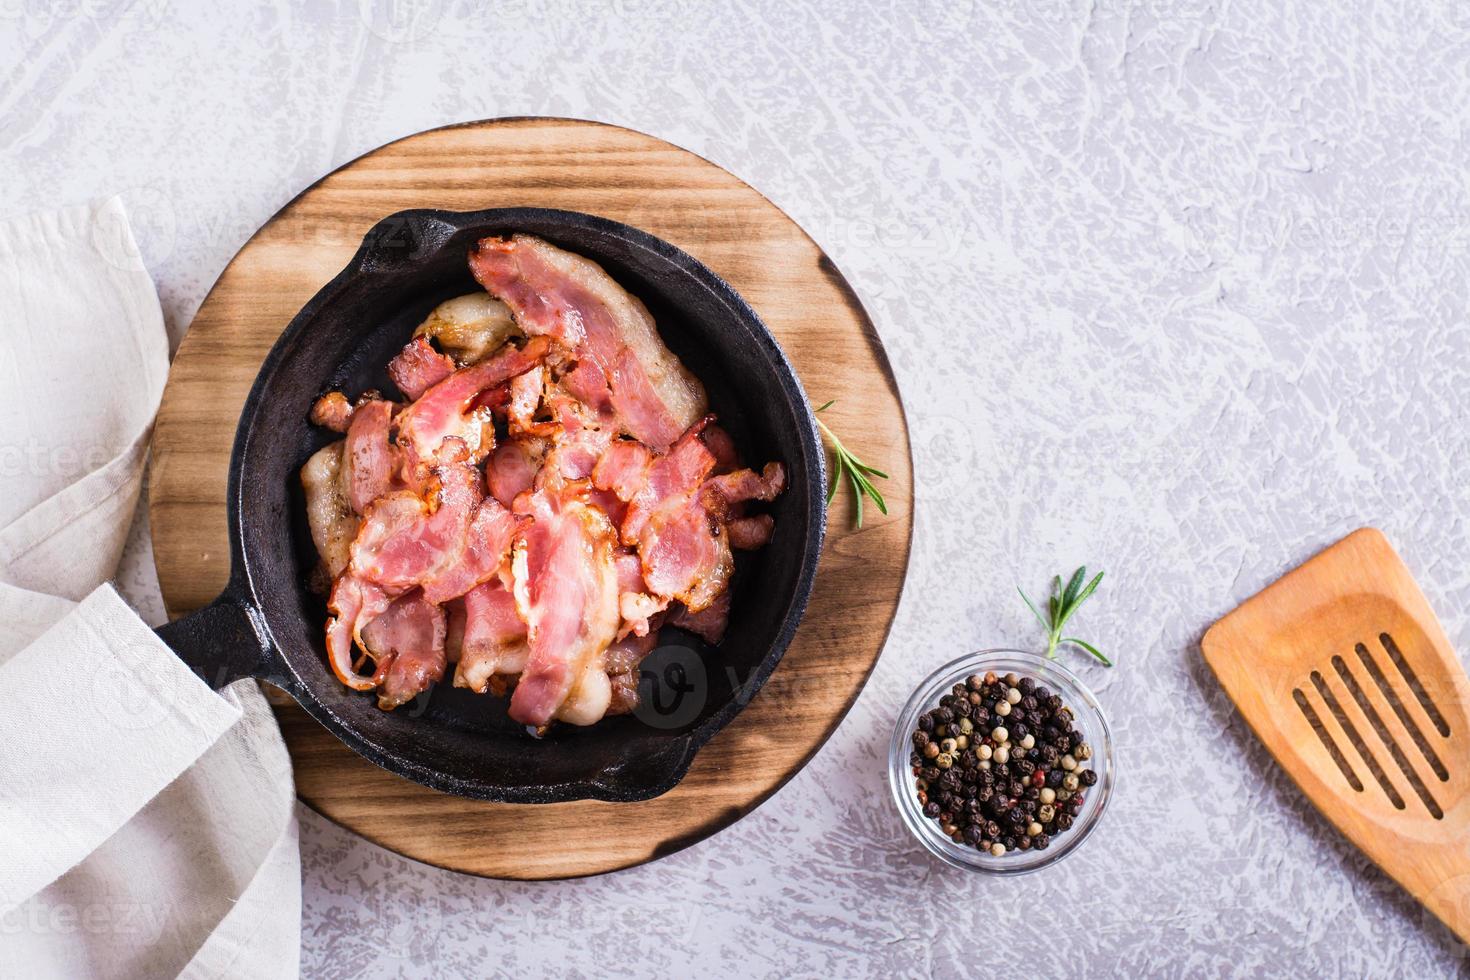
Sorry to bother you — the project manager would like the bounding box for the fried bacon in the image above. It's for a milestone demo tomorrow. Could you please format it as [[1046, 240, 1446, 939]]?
[[508, 486, 621, 727], [307, 236, 786, 724], [388, 336, 456, 400], [364, 590, 447, 710], [395, 336, 550, 482], [310, 391, 355, 433], [453, 578, 529, 694], [344, 399, 401, 514], [468, 234, 707, 451], [301, 441, 358, 579]]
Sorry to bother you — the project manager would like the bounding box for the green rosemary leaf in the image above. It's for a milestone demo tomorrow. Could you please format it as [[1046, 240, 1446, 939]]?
[[1072, 571, 1104, 610], [1018, 587, 1049, 630], [1064, 636, 1112, 667], [813, 398, 889, 530], [1062, 566, 1086, 610], [1017, 567, 1112, 667]]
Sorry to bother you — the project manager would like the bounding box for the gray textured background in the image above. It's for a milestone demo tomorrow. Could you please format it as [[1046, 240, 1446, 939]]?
[[6, 0, 1470, 975]]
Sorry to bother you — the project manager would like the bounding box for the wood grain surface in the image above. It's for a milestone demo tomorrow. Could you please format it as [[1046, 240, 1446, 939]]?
[[148, 118, 913, 879], [1202, 528, 1470, 942]]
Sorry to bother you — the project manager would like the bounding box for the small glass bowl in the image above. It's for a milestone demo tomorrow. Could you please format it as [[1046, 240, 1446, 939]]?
[[888, 650, 1115, 874]]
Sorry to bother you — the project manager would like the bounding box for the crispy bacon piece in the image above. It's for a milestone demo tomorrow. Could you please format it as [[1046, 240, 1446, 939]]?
[[539, 392, 613, 485], [667, 589, 730, 645], [468, 234, 707, 451], [344, 399, 400, 514], [603, 629, 661, 716], [638, 485, 734, 613], [388, 336, 456, 400], [324, 574, 390, 691], [727, 514, 775, 550], [364, 590, 447, 709], [300, 441, 359, 579], [592, 439, 653, 501], [420, 495, 523, 605], [506, 365, 546, 434], [614, 549, 666, 639], [707, 462, 785, 506], [310, 391, 355, 432], [349, 457, 481, 594], [395, 336, 551, 481], [453, 578, 530, 694], [619, 420, 716, 545], [508, 486, 620, 727], [486, 437, 547, 508], [700, 424, 740, 474]]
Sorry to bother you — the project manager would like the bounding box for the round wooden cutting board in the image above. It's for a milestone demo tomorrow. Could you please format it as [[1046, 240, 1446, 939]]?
[[149, 118, 912, 879]]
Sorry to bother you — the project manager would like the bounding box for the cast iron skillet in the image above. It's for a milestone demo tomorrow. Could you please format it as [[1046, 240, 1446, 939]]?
[[153, 207, 826, 803]]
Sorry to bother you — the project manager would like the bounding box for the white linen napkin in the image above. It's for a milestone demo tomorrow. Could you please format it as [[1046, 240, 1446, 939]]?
[[0, 198, 300, 979]]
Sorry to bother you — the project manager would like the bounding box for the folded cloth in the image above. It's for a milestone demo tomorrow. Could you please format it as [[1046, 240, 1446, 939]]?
[[0, 198, 300, 979]]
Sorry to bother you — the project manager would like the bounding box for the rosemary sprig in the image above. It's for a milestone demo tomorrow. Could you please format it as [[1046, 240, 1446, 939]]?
[[1018, 566, 1112, 666], [814, 400, 888, 529]]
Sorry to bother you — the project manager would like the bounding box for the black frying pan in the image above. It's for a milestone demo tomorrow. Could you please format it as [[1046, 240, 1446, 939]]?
[[153, 208, 826, 803]]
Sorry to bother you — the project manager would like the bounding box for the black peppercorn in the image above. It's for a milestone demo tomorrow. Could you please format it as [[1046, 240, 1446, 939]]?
[[1021, 695, 1038, 712], [1033, 834, 1050, 850], [1016, 835, 1033, 851], [1046, 770, 1065, 788], [1018, 677, 1035, 695], [923, 801, 940, 818], [966, 674, 984, 691], [1010, 722, 1030, 741], [1055, 813, 1074, 831], [963, 824, 983, 845], [935, 707, 954, 724]]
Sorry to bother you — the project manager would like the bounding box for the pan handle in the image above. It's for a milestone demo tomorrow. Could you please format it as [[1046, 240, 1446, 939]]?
[[153, 585, 272, 691]]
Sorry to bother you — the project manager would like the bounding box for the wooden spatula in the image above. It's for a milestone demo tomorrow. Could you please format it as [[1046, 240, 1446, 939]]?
[[1202, 528, 1470, 943]]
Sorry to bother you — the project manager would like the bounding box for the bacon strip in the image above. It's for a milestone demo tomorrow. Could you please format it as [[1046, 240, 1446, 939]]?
[[364, 590, 447, 709], [453, 578, 529, 694], [395, 336, 550, 481], [301, 441, 358, 579], [486, 437, 546, 508], [344, 399, 399, 514], [508, 487, 620, 727], [387, 336, 456, 400], [349, 458, 481, 594], [325, 574, 390, 691], [468, 234, 708, 451], [420, 496, 523, 605], [310, 391, 355, 433]]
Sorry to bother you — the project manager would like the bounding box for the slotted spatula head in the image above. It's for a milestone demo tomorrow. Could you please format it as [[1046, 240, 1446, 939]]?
[[1203, 528, 1470, 943]]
